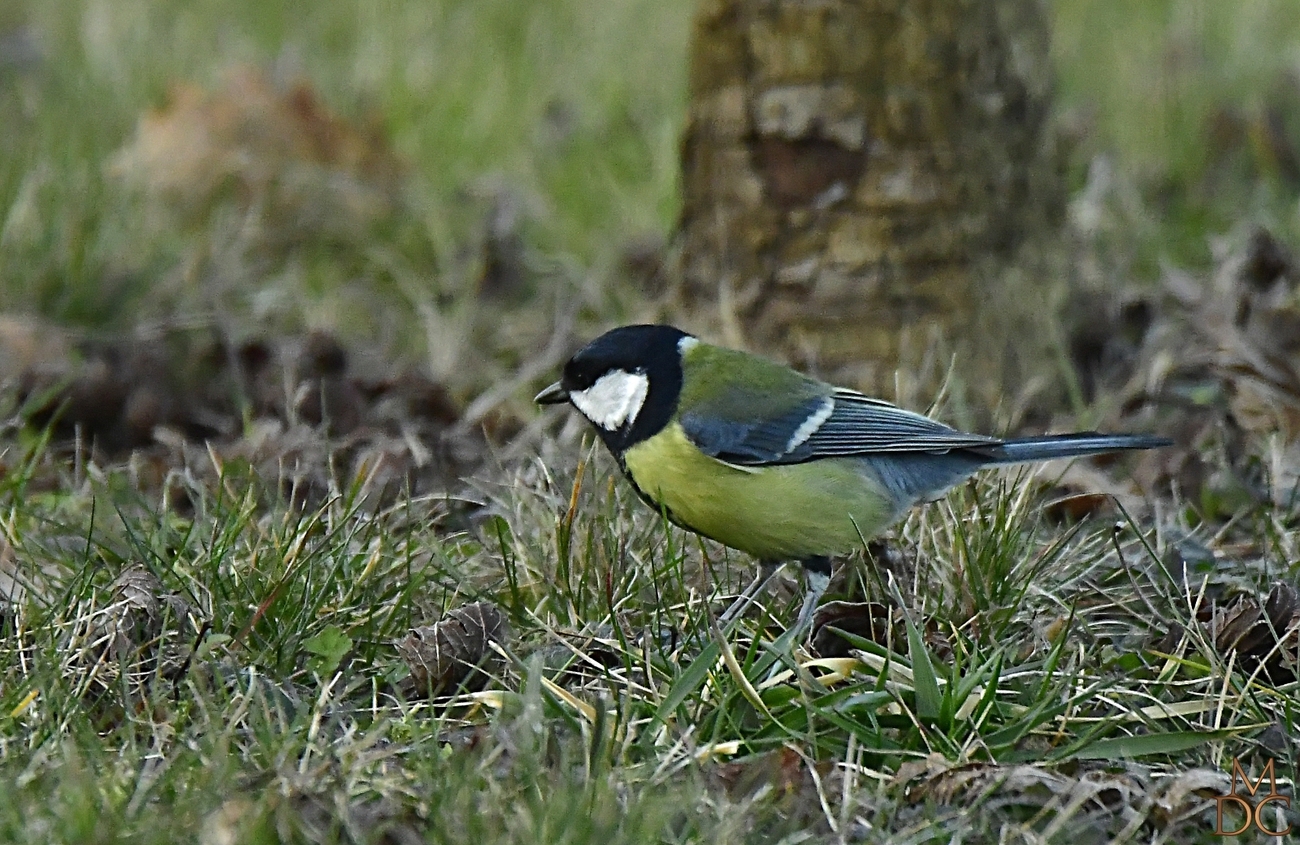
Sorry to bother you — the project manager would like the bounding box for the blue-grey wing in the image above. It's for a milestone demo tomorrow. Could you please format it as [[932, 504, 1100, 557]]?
[[680, 388, 1000, 466]]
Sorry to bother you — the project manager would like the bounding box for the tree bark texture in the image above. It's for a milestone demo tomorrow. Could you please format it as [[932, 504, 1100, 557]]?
[[676, 0, 1064, 394]]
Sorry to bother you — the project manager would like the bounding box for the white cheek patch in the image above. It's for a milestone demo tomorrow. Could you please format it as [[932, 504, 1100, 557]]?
[[569, 370, 650, 431]]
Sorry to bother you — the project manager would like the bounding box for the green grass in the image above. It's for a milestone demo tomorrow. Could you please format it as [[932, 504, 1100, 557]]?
[[2, 416, 1296, 842], [4, 0, 1300, 842]]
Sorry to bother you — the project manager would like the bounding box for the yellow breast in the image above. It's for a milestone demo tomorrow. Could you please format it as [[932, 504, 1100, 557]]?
[[621, 423, 895, 561]]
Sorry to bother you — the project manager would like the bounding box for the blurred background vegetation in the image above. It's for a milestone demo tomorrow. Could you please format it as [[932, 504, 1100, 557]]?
[[1055, 0, 1300, 271], [3, 5, 1299, 841], [2, 0, 1299, 350], [0, 0, 691, 355]]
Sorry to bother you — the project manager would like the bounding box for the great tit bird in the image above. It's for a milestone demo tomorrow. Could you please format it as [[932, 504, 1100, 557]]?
[[536, 324, 1169, 635]]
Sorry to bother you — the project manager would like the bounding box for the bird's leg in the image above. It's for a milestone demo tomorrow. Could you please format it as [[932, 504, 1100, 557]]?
[[791, 556, 832, 638], [717, 560, 785, 626]]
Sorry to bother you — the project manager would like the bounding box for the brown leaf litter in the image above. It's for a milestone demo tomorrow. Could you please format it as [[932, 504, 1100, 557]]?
[[711, 746, 837, 833], [894, 755, 1249, 837], [1067, 227, 1300, 511], [3, 317, 484, 509], [1059, 229, 1300, 683], [1153, 581, 1300, 684]]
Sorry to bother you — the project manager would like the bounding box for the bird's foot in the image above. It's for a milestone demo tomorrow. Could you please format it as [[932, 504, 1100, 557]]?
[[791, 566, 831, 640], [717, 561, 785, 627]]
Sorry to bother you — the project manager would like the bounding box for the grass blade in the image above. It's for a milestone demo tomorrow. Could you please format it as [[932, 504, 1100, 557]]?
[[906, 619, 942, 723], [1069, 729, 1239, 760]]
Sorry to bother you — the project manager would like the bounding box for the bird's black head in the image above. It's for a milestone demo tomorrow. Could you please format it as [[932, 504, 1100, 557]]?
[[537, 324, 690, 454]]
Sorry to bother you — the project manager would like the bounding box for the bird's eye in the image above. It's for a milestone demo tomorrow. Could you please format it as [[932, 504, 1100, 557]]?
[[564, 365, 596, 391]]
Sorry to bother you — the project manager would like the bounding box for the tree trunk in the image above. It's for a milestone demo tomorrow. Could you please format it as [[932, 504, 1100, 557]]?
[[676, 0, 1064, 397]]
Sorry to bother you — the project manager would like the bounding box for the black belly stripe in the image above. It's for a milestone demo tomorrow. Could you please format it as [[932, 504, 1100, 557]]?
[[800, 555, 832, 575]]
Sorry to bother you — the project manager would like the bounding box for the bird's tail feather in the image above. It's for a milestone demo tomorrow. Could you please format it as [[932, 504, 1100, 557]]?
[[976, 433, 1172, 465]]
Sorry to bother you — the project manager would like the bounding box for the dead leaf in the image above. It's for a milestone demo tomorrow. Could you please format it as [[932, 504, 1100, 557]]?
[[811, 601, 899, 658], [1207, 582, 1300, 683], [1042, 492, 1117, 523], [0, 313, 74, 383], [110, 66, 405, 247]]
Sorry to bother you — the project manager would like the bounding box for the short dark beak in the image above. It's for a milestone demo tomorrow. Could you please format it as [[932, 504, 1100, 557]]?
[[534, 381, 569, 405]]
